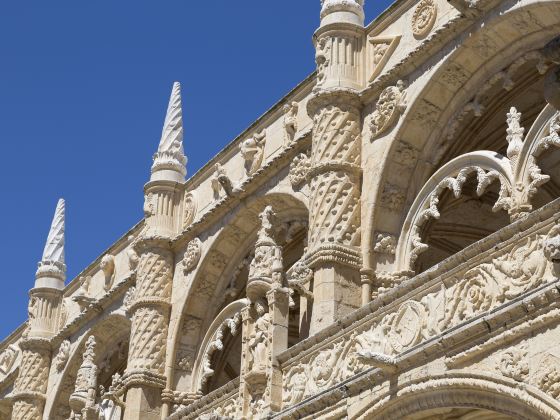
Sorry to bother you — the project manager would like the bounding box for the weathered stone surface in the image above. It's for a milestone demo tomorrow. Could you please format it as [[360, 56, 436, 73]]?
[[5, 2, 560, 420]]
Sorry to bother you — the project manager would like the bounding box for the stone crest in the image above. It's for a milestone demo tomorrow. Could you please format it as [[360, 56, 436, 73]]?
[[388, 301, 426, 353], [411, 0, 437, 38], [183, 238, 202, 274], [370, 81, 407, 138]]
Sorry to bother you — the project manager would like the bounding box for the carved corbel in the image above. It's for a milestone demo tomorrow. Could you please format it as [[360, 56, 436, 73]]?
[[73, 276, 96, 311], [287, 261, 313, 301], [211, 163, 234, 200], [357, 350, 398, 373]]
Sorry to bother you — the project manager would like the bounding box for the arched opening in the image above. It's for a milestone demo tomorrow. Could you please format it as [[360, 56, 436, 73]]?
[[353, 374, 558, 420], [47, 314, 130, 419], [172, 192, 310, 396], [369, 1, 560, 278], [415, 173, 510, 272], [396, 408, 514, 419]]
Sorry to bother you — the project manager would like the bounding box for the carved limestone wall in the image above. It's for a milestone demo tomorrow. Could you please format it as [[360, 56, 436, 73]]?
[[279, 198, 560, 412]]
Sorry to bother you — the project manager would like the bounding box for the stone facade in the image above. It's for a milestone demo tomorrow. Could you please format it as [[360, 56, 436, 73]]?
[[2, 0, 560, 418]]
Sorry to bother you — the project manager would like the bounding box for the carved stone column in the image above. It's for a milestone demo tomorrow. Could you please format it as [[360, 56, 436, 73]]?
[[10, 338, 51, 420], [123, 82, 186, 420], [239, 206, 290, 418], [12, 199, 66, 420], [69, 336, 98, 419], [306, 1, 365, 334], [123, 238, 173, 420]]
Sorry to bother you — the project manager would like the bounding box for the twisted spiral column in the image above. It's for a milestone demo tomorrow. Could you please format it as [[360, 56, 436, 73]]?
[[10, 338, 51, 420], [123, 237, 173, 420]]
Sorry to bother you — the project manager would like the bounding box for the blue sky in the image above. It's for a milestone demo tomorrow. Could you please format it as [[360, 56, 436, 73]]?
[[0, 1, 393, 341]]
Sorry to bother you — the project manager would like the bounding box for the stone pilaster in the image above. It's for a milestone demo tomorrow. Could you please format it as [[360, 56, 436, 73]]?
[[306, 1, 365, 334]]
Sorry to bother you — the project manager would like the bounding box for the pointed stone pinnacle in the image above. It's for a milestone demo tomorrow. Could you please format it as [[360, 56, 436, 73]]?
[[151, 81, 187, 181], [36, 198, 66, 286], [42, 198, 65, 264]]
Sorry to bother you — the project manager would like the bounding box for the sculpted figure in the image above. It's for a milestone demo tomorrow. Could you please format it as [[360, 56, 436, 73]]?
[[247, 300, 270, 372]]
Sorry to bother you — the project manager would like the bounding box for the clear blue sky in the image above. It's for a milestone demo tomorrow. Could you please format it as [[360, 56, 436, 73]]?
[[0, 1, 393, 341]]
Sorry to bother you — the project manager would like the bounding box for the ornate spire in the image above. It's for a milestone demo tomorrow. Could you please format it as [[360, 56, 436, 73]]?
[[320, 0, 365, 26], [151, 81, 187, 181], [36, 198, 66, 285]]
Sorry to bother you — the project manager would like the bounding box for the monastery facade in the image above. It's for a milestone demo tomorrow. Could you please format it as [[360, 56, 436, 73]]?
[[2, 0, 560, 418]]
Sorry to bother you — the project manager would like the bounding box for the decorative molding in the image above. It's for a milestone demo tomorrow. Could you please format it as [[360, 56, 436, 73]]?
[[368, 35, 401, 83], [373, 233, 397, 255]]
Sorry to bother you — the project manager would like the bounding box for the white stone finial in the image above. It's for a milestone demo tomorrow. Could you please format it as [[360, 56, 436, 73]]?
[[36, 198, 66, 287], [41, 198, 65, 263], [151, 81, 187, 182], [320, 0, 365, 26]]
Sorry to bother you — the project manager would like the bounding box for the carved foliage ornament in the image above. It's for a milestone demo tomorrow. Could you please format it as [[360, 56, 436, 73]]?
[[289, 152, 311, 187], [282, 226, 556, 405], [55, 340, 71, 372], [183, 238, 202, 274], [411, 0, 437, 39], [370, 81, 407, 138]]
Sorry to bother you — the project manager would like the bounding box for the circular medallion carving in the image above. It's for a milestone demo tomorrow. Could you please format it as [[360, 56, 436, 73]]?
[[183, 238, 202, 273], [183, 191, 197, 230], [412, 0, 437, 39], [389, 301, 426, 353]]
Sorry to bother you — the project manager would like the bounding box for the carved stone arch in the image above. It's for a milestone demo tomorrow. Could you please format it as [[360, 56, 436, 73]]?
[[351, 373, 560, 420], [514, 104, 560, 211], [395, 151, 513, 272], [45, 313, 131, 419], [190, 298, 249, 393], [364, 0, 560, 275], [169, 192, 309, 392]]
